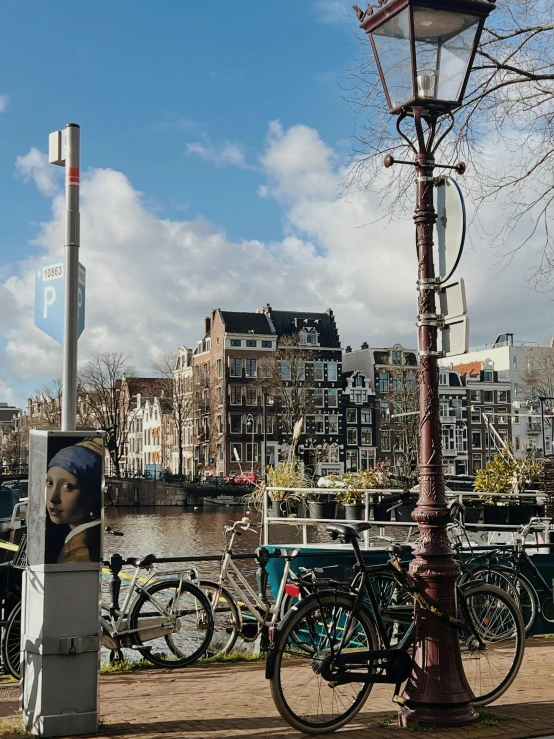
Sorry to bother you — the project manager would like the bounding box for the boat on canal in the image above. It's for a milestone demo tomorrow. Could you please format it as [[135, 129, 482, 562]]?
[[202, 494, 245, 507]]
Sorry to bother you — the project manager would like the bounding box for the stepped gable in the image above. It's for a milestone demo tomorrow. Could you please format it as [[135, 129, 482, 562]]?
[[266, 309, 341, 348], [219, 311, 274, 335]]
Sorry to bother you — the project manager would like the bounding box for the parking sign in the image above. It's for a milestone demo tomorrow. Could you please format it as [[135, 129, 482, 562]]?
[[34, 259, 86, 344]]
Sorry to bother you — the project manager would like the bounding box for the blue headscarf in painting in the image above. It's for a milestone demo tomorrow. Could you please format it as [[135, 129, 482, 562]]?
[[48, 438, 103, 494]]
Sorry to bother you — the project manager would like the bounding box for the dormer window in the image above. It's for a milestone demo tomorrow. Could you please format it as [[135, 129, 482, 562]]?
[[307, 330, 319, 345]]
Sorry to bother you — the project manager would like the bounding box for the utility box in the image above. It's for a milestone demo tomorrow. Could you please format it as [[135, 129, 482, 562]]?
[[22, 429, 105, 737]]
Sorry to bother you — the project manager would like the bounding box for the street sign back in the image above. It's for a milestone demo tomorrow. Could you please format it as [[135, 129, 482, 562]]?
[[438, 278, 467, 321], [438, 315, 469, 357], [433, 177, 466, 283], [34, 259, 86, 344]]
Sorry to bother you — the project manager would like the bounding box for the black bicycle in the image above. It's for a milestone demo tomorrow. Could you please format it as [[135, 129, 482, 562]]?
[[266, 521, 525, 735]]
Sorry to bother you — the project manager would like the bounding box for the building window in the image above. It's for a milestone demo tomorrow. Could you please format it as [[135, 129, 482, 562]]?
[[230, 415, 242, 434], [513, 382, 519, 397], [379, 372, 389, 393], [314, 362, 324, 381], [361, 428, 372, 445], [484, 391, 494, 403], [471, 408, 481, 424], [347, 428, 357, 445], [217, 443, 223, 461], [451, 399, 464, 419], [346, 450, 357, 472], [230, 443, 242, 462], [496, 390, 507, 404], [217, 386, 223, 405], [328, 415, 338, 434], [315, 415, 325, 434], [280, 361, 291, 380], [296, 361, 306, 381], [217, 358, 223, 378], [499, 429, 509, 444], [313, 388, 324, 407], [231, 339, 241, 347], [327, 389, 338, 408], [360, 449, 375, 470], [246, 339, 257, 348], [484, 370, 494, 382], [245, 386, 257, 405], [361, 408, 371, 424], [512, 355, 518, 370], [497, 408, 508, 424], [307, 331, 319, 345], [246, 443, 259, 463], [354, 390, 365, 404], [327, 363, 338, 382], [230, 385, 242, 405], [442, 426, 455, 452], [245, 359, 257, 378], [230, 358, 242, 377], [346, 408, 357, 424], [381, 430, 391, 452], [262, 340, 272, 348], [515, 435, 520, 451], [217, 415, 223, 433], [380, 402, 390, 422], [513, 411, 519, 424], [472, 453, 482, 472], [439, 372, 448, 385], [472, 430, 482, 449], [456, 427, 467, 453], [406, 372, 416, 394], [470, 390, 480, 403], [391, 350, 402, 364]]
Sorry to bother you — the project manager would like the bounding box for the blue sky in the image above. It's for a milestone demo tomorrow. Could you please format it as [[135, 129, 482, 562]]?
[[0, 0, 552, 408]]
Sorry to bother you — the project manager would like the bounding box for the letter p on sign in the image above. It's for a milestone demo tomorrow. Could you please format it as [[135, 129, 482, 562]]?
[[43, 286, 56, 319]]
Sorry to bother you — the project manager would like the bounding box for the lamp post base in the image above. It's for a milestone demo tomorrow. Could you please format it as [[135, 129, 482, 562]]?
[[400, 704, 479, 728]]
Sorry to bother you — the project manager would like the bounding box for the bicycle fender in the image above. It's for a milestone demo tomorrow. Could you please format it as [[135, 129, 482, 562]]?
[[459, 579, 486, 592]]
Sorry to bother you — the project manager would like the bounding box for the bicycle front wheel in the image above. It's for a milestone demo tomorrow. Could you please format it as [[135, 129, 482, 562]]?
[[467, 567, 537, 634], [199, 580, 240, 655], [2, 602, 21, 679], [130, 579, 213, 667], [270, 591, 379, 735], [459, 583, 525, 706]]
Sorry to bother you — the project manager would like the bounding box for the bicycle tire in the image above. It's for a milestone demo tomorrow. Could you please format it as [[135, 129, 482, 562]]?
[[458, 582, 525, 706], [130, 579, 213, 667], [465, 567, 537, 634], [199, 580, 240, 655], [270, 591, 379, 735], [2, 601, 21, 679]]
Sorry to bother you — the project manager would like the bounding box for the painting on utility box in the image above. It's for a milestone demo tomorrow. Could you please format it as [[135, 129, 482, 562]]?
[[44, 435, 103, 564]]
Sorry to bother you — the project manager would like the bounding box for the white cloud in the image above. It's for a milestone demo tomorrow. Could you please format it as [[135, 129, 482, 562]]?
[[2, 123, 553, 403], [15, 148, 60, 197], [0, 94, 9, 113], [313, 0, 353, 24], [185, 140, 252, 169]]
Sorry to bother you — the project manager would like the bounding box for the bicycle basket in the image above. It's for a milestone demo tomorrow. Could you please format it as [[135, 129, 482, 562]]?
[[12, 534, 27, 569]]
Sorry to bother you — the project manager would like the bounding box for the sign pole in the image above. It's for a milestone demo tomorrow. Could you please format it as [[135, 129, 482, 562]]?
[[61, 124, 80, 432]]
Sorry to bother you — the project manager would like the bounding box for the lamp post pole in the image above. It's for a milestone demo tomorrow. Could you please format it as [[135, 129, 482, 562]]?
[[354, 0, 496, 720], [262, 393, 267, 481], [247, 413, 254, 475]]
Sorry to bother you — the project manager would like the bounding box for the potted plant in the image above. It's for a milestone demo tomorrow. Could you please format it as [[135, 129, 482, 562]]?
[[247, 460, 309, 517], [462, 498, 484, 524], [474, 454, 512, 524], [332, 471, 373, 521]]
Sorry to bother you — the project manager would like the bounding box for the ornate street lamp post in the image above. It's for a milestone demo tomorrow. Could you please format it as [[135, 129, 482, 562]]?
[[354, 0, 495, 726]]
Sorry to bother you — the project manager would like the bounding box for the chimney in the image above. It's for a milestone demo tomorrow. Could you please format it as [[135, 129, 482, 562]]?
[[361, 341, 369, 350], [205, 316, 211, 335], [345, 346, 352, 353]]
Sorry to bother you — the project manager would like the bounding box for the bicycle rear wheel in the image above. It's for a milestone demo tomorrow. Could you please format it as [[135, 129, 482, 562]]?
[[464, 567, 537, 634], [130, 579, 213, 667], [270, 591, 378, 735], [459, 583, 525, 706], [199, 580, 240, 655], [2, 602, 21, 679]]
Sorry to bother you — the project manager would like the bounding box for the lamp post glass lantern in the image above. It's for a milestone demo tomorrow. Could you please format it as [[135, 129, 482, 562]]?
[[355, 0, 495, 727]]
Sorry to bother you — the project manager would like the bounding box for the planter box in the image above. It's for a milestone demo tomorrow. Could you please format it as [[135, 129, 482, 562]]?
[[508, 504, 535, 525], [464, 506, 483, 524], [483, 505, 508, 525], [395, 502, 417, 522], [343, 503, 365, 521], [308, 500, 338, 519]]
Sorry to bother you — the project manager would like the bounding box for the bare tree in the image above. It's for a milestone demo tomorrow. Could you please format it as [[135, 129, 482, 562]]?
[[1, 427, 26, 468], [79, 352, 135, 478], [347, 0, 554, 285], [521, 346, 554, 443], [388, 369, 419, 487], [35, 379, 63, 427], [259, 334, 316, 448]]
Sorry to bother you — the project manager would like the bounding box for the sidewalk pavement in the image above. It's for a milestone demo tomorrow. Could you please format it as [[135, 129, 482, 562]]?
[[1, 640, 553, 739]]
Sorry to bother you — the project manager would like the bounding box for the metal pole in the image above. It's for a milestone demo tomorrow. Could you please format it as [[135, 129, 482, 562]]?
[[540, 398, 546, 456], [402, 108, 476, 724], [61, 123, 80, 432], [262, 392, 267, 481], [487, 414, 491, 461]]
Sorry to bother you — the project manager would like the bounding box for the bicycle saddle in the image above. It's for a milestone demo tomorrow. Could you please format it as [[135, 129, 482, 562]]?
[[326, 522, 371, 542], [388, 543, 413, 555], [127, 553, 157, 568]]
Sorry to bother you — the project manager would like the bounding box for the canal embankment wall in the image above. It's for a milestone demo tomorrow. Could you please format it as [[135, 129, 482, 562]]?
[[105, 478, 246, 506]]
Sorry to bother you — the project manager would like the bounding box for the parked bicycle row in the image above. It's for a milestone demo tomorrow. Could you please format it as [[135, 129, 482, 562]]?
[[1, 505, 550, 734]]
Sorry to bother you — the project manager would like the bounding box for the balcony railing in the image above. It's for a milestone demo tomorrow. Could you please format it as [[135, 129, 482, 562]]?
[[528, 422, 542, 433]]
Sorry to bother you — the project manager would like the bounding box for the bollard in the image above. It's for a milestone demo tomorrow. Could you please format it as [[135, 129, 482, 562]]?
[[22, 429, 105, 737]]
